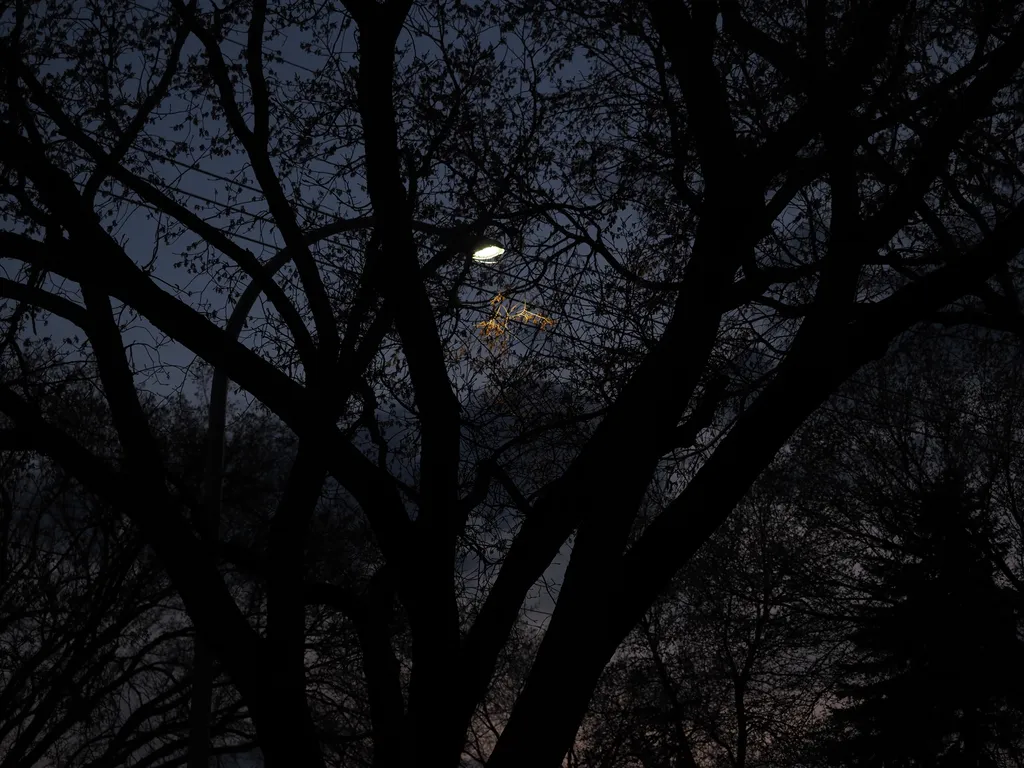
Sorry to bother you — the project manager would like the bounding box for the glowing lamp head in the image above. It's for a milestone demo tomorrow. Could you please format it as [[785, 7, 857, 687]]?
[[471, 237, 505, 263]]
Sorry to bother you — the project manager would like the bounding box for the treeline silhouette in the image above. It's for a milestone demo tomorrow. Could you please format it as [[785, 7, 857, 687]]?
[[4, 326, 1024, 767]]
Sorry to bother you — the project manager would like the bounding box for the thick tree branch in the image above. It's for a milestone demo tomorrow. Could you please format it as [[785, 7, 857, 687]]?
[[647, 0, 739, 192], [0, 385, 275, 723], [656, 374, 728, 455], [174, 0, 341, 367], [0, 230, 411, 564], [0, 277, 91, 331], [804, 110, 863, 324], [202, 213, 376, 552], [725, 262, 822, 310], [263, 443, 328, 768], [478, 200, 759, 768], [861, 18, 1024, 249], [619, 201, 1024, 635], [4, 82, 317, 368], [720, 1, 806, 87], [351, 6, 464, 764], [247, 0, 272, 144], [749, 0, 917, 187], [354, 10, 461, 532]]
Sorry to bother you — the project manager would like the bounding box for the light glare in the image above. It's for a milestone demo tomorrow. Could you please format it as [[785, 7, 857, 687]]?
[[472, 244, 505, 262]]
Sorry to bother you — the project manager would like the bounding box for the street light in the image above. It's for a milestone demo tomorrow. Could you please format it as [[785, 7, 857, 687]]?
[[471, 237, 505, 264]]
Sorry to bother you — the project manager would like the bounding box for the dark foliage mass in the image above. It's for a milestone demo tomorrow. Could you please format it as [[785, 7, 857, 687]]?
[[2, 0, 1024, 766], [822, 477, 1024, 767]]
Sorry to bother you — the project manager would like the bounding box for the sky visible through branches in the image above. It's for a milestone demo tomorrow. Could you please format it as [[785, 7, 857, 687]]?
[[4, 1, 1024, 767]]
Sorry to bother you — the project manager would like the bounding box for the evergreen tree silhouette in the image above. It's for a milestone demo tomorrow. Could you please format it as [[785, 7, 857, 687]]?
[[822, 471, 1024, 768]]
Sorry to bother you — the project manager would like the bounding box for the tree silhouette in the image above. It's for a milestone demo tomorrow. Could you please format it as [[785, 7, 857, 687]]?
[[2, 0, 1024, 766], [0, 383, 259, 768], [574, 474, 843, 768], [821, 473, 1024, 768]]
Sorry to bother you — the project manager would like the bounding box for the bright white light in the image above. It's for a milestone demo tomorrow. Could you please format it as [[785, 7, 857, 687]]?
[[472, 244, 505, 262]]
